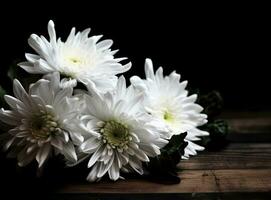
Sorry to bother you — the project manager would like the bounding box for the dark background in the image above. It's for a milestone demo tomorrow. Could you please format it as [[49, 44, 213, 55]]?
[[0, 3, 270, 110]]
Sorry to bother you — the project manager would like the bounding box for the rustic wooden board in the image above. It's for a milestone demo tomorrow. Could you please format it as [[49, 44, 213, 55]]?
[[222, 111, 271, 142], [52, 143, 271, 198], [51, 112, 271, 199], [56, 169, 271, 194], [2, 112, 271, 199], [179, 143, 271, 170], [50, 193, 271, 200]]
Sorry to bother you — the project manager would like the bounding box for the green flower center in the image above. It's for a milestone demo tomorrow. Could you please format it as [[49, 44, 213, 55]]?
[[69, 57, 82, 64], [163, 110, 174, 122], [100, 120, 131, 150], [30, 111, 60, 140]]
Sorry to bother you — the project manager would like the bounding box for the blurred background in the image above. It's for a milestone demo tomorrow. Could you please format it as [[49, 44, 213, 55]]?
[[0, 3, 269, 110]]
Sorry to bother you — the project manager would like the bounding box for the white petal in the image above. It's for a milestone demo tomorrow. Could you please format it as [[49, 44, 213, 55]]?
[[48, 20, 56, 44], [60, 78, 77, 89], [80, 137, 100, 153], [144, 58, 155, 80], [36, 144, 51, 168], [108, 157, 120, 181], [128, 158, 143, 175], [62, 142, 77, 162], [18, 148, 37, 167], [51, 137, 63, 150], [134, 149, 150, 162], [86, 164, 99, 182], [140, 144, 160, 157], [97, 155, 114, 178], [97, 39, 113, 50], [4, 95, 24, 110], [27, 144, 37, 154], [0, 109, 20, 125], [3, 137, 16, 150], [87, 145, 103, 168]]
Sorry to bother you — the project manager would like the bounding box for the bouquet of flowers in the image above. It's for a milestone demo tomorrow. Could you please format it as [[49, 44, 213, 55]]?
[[0, 20, 227, 183]]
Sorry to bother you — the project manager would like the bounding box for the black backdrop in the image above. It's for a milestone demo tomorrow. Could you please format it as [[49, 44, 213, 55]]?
[[0, 3, 269, 111]]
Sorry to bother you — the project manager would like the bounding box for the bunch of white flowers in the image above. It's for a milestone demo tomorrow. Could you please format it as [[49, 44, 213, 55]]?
[[0, 20, 208, 182]]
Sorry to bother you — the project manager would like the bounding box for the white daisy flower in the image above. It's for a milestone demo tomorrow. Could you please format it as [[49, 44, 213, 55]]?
[[0, 72, 83, 168], [19, 20, 131, 92], [130, 59, 209, 159], [75, 76, 169, 182]]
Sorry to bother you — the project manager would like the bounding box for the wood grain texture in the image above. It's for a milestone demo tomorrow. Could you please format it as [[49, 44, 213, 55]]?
[[56, 169, 271, 194], [179, 143, 271, 170], [50, 112, 271, 198], [3, 112, 271, 199], [222, 111, 271, 142], [50, 193, 271, 200], [54, 142, 271, 195]]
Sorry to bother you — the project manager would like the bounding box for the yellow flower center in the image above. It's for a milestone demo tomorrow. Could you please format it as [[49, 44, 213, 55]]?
[[100, 120, 131, 150], [163, 110, 174, 122], [30, 112, 60, 140], [69, 57, 82, 64]]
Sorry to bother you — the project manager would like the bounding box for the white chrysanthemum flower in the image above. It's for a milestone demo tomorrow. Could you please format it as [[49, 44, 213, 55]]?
[[130, 59, 209, 159], [0, 72, 83, 168], [19, 20, 131, 92], [74, 76, 169, 182]]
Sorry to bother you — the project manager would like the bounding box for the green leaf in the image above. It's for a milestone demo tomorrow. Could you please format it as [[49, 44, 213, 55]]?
[[0, 85, 10, 131], [200, 119, 229, 150], [7, 60, 41, 89], [162, 133, 187, 156], [144, 133, 188, 184], [198, 90, 224, 120], [0, 85, 6, 108], [207, 119, 228, 137], [7, 62, 18, 81]]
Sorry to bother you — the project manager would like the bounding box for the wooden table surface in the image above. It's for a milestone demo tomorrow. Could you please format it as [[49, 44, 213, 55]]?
[[2, 112, 271, 199]]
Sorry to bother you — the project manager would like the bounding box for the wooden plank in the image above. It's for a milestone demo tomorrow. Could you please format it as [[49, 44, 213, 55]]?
[[221, 111, 271, 119], [56, 169, 271, 194], [179, 143, 271, 170], [221, 111, 271, 141], [48, 192, 271, 200], [50, 193, 271, 200], [179, 169, 271, 193], [54, 142, 271, 195], [2, 112, 271, 199], [227, 117, 271, 134]]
